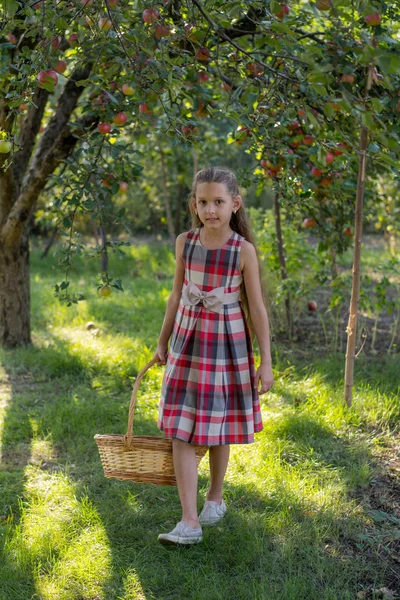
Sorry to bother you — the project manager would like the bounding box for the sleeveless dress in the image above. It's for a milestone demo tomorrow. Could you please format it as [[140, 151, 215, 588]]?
[[157, 227, 263, 446]]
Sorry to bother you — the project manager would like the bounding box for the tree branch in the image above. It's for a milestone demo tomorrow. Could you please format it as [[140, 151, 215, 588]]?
[[0, 64, 95, 246], [12, 87, 50, 190]]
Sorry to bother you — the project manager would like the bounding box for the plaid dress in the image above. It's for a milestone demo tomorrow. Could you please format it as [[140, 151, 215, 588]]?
[[157, 227, 263, 446]]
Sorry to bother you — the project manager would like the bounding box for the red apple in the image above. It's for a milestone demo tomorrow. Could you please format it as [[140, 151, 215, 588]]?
[[341, 73, 355, 84], [311, 167, 322, 177], [247, 63, 264, 77], [275, 3, 290, 18], [344, 227, 353, 237], [55, 59, 67, 74], [81, 0, 94, 5], [122, 83, 135, 95], [139, 103, 152, 114], [364, 13, 381, 26], [97, 122, 111, 134], [199, 72, 210, 82], [195, 47, 210, 62], [221, 82, 232, 92], [112, 112, 127, 126], [6, 33, 17, 45], [307, 300, 317, 311], [155, 24, 170, 38], [142, 8, 159, 23], [303, 217, 317, 229], [51, 36, 62, 50], [303, 135, 314, 145], [325, 152, 335, 165], [298, 108, 306, 117], [99, 17, 112, 31], [109, 0, 118, 6], [19, 103, 28, 111], [320, 177, 332, 188], [288, 121, 300, 131], [67, 34, 79, 46], [37, 69, 59, 90], [118, 181, 129, 194], [316, 0, 331, 10]]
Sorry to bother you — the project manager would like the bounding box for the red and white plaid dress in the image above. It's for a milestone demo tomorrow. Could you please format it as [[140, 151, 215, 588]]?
[[158, 227, 263, 446]]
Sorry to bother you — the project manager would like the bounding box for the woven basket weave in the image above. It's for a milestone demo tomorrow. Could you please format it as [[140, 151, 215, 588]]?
[[94, 356, 208, 485]]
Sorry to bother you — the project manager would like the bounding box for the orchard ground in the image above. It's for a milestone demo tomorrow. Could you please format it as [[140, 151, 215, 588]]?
[[0, 233, 399, 600]]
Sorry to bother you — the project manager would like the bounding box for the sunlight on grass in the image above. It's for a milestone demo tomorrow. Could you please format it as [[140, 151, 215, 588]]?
[[7, 467, 112, 600], [0, 369, 11, 464], [122, 568, 148, 600]]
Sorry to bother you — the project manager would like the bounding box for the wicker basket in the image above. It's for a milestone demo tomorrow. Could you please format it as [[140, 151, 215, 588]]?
[[94, 356, 208, 485]]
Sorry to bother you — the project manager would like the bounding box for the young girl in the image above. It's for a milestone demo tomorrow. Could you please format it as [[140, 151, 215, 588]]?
[[153, 166, 273, 546]]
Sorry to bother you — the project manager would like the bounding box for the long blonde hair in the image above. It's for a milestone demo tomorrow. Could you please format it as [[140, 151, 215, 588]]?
[[187, 166, 272, 341]]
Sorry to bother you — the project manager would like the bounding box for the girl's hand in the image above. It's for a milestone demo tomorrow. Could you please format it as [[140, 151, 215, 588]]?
[[255, 363, 274, 395], [153, 342, 169, 365]]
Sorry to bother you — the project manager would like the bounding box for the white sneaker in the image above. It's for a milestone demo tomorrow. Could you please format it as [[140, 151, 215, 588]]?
[[199, 499, 227, 526], [158, 521, 203, 546]]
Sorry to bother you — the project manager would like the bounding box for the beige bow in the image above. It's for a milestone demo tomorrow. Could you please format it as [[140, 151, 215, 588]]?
[[181, 281, 225, 313]]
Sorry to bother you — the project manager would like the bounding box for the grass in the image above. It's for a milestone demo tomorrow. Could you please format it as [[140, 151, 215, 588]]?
[[0, 240, 399, 600]]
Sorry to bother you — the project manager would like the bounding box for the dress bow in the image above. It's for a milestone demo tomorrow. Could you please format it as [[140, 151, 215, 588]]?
[[181, 281, 225, 314]]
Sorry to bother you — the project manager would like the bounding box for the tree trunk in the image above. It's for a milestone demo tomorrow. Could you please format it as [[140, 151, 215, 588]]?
[[159, 146, 175, 244], [344, 125, 368, 406], [0, 227, 31, 347], [40, 225, 58, 259], [273, 190, 293, 338]]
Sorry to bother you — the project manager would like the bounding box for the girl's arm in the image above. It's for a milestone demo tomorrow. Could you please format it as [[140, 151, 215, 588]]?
[[154, 232, 187, 364], [241, 241, 274, 393]]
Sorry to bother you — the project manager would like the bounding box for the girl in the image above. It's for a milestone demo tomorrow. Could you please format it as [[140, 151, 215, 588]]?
[[153, 166, 273, 546]]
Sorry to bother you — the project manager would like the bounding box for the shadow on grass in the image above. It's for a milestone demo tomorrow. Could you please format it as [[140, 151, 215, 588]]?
[[0, 338, 393, 600]]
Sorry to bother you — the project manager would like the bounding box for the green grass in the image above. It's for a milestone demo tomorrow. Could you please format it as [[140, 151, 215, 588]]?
[[0, 242, 399, 600]]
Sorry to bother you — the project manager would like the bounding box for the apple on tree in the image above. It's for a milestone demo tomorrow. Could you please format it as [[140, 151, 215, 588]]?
[[118, 181, 129, 194], [122, 83, 135, 95], [37, 69, 59, 91], [303, 217, 317, 229], [98, 285, 112, 297], [98, 17, 112, 31], [364, 13, 381, 26], [307, 300, 317, 311], [311, 167, 322, 177], [6, 33, 17, 44], [315, 0, 331, 10], [155, 24, 170, 38], [97, 122, 111, 134], [139, 103, 152, 114], [325, 152, 335, 165], [67, 33, 79, 46], [142, 8, 159, 23], [55, 60, 67, 74], [195, 47, 210, 62], [112, 112, 127, 126], [0, 139, 12, 153]]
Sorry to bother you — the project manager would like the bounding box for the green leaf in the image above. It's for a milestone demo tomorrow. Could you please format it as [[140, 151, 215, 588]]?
[[306, 108, 319, 126], [310, 83, 328, 96], [5, 0, 19, 17], [55, 17, 68, 30], [368, 142, 380, 153], [323, 103, 334, 118], [375, 152, 398, 168]]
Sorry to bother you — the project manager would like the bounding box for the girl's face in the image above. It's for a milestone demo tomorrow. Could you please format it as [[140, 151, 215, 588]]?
[[193, 182, 241, 227]]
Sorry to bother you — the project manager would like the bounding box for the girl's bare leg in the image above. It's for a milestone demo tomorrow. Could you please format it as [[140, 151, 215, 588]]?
[[172, 438, 200, 528], [206, 445, 230, 504]]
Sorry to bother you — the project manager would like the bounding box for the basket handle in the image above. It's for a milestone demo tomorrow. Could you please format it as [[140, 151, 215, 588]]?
[[124, 356, 161, 447]]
